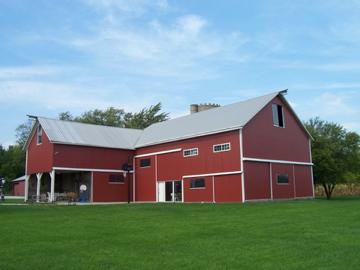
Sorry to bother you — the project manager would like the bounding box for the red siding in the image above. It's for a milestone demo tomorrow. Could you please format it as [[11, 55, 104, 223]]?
[[92, 172, 130, 202], [183, 177, 213, 202], [271, 163, 295, 199], [244, 162, 271, 200], [294, 166, 313, 198], [54, 144, 134, 170], [27, 130, 53, 174], [135, 156, 156, 202], [13, 181, 25, 196], [243, 96, 310, 162], [214, 174, 242, 202]]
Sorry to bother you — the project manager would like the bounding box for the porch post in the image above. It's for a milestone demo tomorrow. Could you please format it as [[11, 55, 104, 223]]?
[[24, 175, 30, 202], [36, 173, 43, 203], [50, 170, 55, 202]]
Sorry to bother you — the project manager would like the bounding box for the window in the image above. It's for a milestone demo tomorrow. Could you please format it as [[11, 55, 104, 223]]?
[[140, 158, 151, 168], [272, 104, 284, 127], [277, 174, 289, 184], [109, 174, 125, 183], [37, 125, 43, 145], [183, 148, 198, 157], [213, 143, 231, 153], [190, 178, 205, 188]]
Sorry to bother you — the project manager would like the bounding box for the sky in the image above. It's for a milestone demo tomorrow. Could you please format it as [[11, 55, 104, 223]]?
[[0, 0, 359, 147]]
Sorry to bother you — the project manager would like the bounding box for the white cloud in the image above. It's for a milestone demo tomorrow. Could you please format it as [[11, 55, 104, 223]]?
[[0, 66, 63, 79]]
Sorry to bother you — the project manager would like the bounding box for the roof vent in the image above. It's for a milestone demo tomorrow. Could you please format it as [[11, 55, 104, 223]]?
[[190, 103, 220, 114]]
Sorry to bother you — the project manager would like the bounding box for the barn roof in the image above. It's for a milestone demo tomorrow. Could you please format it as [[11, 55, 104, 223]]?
[[36, 118, 142, 150], [25, 90, 310, 150], [12, 175, 26, 182], [135, 91, 284, 147]]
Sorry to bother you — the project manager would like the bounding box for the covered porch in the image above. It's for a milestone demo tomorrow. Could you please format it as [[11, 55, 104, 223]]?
[[25, 169, 92, 203]]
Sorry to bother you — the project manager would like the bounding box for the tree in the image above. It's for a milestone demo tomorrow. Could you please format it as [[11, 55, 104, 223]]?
[[15, 119, 34, 148], [124, 103, 169, 129], [305, 117, 360, 199], [59, 111, 73, 121], [74, 107, 125, 127]]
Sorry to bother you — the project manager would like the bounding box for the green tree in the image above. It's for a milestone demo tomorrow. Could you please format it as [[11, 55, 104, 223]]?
[[15, 119, 34, 148], [74, 107, 125, 127], [59, 111, 74, 121], [124, 103, 169, 129], [305, 117, 360, 199]]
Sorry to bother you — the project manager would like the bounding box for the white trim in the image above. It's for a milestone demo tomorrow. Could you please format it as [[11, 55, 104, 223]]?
[[133, 157, 136, 202], [213, 142, 231, 153], [52, 167, 132, 173], [183, 170, 243, 179], [24, 175, 29, 202], [239, 129, 245, 203], [243, 157, 313, 166], [189, 187, 206, 190], [212, 176, 215, 203], [25, 150, 28, 175], [181, 180, 184, 202], [108, 182, 125, 185], [269, 163, 273, 200], [90, 172, 94, 203], [155, 155, 158, 202], [134, 148, 182, 158], [50, 170, 55, 202], [36, 173, 43, 203], [309, 139, 315, 198], [183, 148, 199, 157]]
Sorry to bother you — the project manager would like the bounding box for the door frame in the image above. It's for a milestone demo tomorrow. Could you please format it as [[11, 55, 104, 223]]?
[[157, 180, 183, 203]]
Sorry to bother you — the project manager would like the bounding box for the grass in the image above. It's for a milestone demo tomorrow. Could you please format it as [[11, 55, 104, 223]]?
[[0, 198, 25, 204], [1, 199, 360, 270]]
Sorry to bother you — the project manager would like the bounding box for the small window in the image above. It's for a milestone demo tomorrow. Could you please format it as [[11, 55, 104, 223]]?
[[140, 158, 151, 168], [272, 104, 284, 127], [183, 148, 198, 157], [190, 178, 205, 188], [277, 174, 289, 184], [37, 125, 43, 145], [109, 174, 125, 183], [213, 143, 231, 153]]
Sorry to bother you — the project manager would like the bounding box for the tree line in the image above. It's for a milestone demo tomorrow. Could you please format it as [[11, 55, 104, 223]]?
[[0, 104, 359, 199]]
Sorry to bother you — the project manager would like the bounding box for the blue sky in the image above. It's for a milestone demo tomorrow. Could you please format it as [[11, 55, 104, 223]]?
[[1, 0, 359, 146]]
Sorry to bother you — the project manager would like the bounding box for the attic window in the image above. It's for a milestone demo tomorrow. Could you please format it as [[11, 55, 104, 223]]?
[[272, 104, 285, 128], [37, 125, 43, 145]]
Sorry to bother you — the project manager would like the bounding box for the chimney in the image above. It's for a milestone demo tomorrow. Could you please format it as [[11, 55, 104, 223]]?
[[190, 103, 220, 114]]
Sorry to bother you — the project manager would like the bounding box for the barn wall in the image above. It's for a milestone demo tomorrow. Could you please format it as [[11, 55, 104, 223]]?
[[294, 165, 313, 198], [92, 172, 131, 202], [214, 174, 242, 202], [27, 130, 54, 174], [13, 181, 25, 196], [271, 163, 295, 199], [243, 96, 311, 162], [53, 144, 134, 170], [244, 161, 271, 200], [135, 130, 242, 202], [183, 177, 213, 202]]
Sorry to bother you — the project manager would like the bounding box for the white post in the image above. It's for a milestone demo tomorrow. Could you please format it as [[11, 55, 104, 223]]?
[[24, 175, 30, 202], [36, 173, 42, 203], [50, 170, 55, 202]]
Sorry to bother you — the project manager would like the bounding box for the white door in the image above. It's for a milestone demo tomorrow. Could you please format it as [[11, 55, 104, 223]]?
[[158, 181, 166, 202]]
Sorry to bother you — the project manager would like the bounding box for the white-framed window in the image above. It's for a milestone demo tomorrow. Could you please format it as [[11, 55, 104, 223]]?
[[190, 178, 205, 189], [272, 104, 285, 128], [183, 148, 198, 157], [213, 143, 231, 153], [37, 125, 43, 145]]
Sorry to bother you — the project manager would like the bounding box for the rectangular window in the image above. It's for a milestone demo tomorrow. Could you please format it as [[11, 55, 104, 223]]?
[[183, 148, 198, 157], [109, 174, 125, 183], [277, 174, 289, 184], [190, 178, 205, 188], [272, 104, 284, 127], [213, 143, 231, 153], [37, 125, 43, 145], [140, 158, 151, 168]]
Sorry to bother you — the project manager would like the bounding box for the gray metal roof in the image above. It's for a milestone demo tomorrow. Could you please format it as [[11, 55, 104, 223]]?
[[37, 118, 142, 150], [26, 90, 308, 150], [135, 91, 282, 147], [12, 175, 25, 182]]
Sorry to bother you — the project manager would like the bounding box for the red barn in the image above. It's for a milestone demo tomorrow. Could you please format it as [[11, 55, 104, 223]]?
[[11, 176, 25, 196], [24, 90, 314, 203]]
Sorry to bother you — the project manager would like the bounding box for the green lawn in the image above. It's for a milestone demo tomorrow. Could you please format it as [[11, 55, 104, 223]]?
[[1, 199, 359, 270]]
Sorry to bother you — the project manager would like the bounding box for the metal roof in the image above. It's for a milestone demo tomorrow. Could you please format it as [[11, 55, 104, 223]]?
[[26, 90, 310, 150], [37, 118, 143, 150], [12, 175, 26, 182], [135, 91, 282, 147]]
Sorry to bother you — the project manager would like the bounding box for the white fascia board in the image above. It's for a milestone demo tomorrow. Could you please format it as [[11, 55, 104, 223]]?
[[183, 170, 243, 179], [53, 167, 134, 173], [134, 148, 182, 158], [243, 157, 313, 166]]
